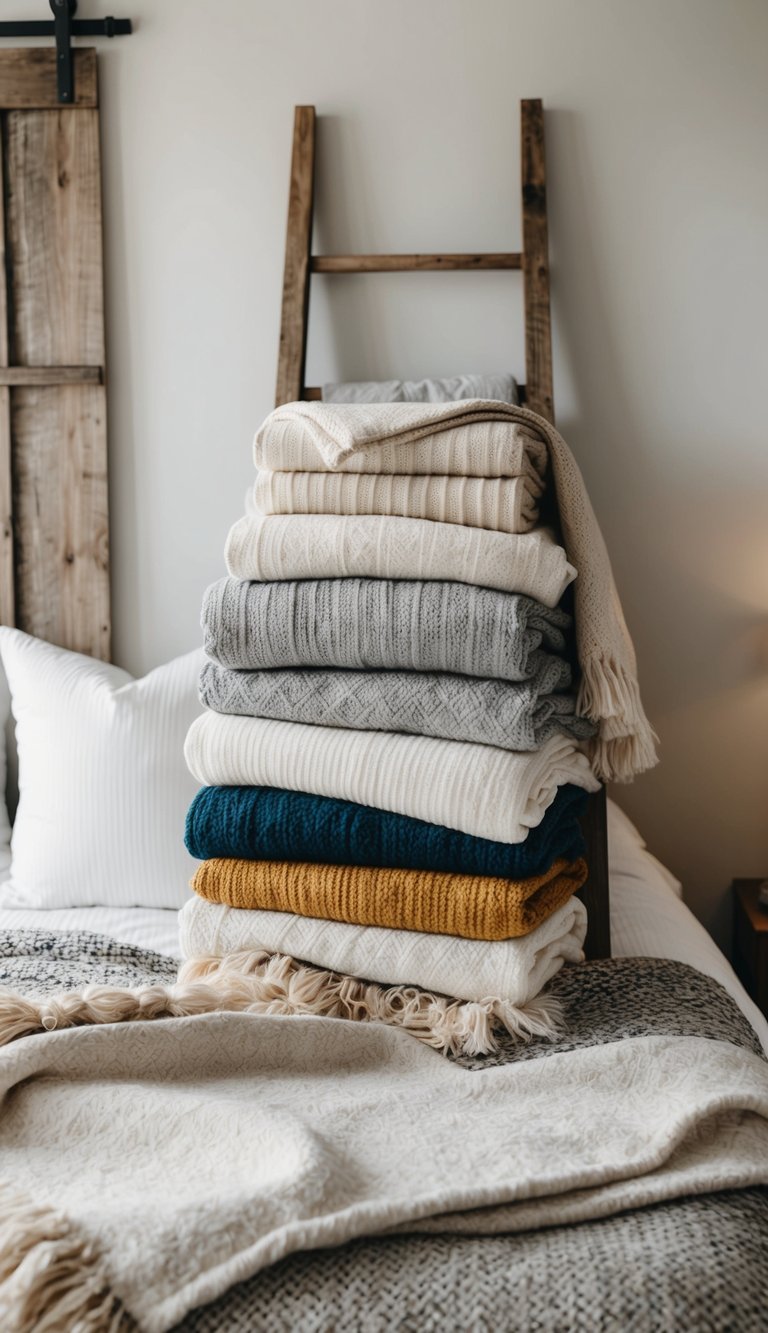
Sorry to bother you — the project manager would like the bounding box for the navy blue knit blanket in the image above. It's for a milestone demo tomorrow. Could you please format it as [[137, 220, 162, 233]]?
[[185, 784, 587, 879]]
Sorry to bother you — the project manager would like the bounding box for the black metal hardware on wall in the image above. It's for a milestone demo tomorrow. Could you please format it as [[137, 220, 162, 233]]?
[[0, 1, 131, 103]]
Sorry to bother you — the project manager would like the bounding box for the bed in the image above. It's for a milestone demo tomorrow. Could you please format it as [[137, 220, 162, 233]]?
[[0, 802, 767, 1331], [0, 101, 767, 1332]]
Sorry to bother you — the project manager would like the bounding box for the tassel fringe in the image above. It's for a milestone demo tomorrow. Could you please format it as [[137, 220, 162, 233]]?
[[0, 1181, 131, 1333], [577, 654, 659, 783], [0, 950, 563, 1058]]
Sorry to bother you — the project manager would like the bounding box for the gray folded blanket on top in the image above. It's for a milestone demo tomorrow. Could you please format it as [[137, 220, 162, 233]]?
[[202, 577, 573, 684], [323, 373, 518, 404], [199, 660, 595, 751]]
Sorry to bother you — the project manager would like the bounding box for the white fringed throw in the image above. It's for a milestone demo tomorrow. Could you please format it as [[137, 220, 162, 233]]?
[[178, 894, 588, 1005], [254, 401, 658, 781]]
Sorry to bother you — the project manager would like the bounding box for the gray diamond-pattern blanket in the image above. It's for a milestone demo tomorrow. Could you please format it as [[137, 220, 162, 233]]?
[[199, 658, 595, 751]]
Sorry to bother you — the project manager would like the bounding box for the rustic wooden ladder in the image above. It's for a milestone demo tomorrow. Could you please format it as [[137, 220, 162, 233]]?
[[275, 100, 610, 958]]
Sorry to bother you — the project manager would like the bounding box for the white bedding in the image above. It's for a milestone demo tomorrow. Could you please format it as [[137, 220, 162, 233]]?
[[1, 801, 765, 1052], [0, 902, 181, 957]]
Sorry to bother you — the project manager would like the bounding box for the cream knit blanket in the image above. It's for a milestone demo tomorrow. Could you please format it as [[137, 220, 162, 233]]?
[[251, 471, 542, 534], [2, 1007, 767, 1332], [184, 713, 600, 845], [225, 514, 574, 607], [179, 895, 587, 1003], [255, 414, 549, 478], [254, 401, 658, 781]]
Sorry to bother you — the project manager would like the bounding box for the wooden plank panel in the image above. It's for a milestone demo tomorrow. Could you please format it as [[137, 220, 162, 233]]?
[[578, 787, 611, 959], [0, 128, 14, 626], [521, 98, 554, 423], [0, 366, 101, 385], [6, 107, 105, 366], [0, 49, 97, 110], [275, 106, 316, 407], [312, 253, 522, 273], [12, 384, 109, 659]]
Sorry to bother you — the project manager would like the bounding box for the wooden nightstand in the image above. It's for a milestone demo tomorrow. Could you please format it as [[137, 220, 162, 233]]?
[[733, 879, 768, 1018]]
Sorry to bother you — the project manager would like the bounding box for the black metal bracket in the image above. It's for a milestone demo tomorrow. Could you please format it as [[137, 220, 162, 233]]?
[[0, 1, 132, 104]]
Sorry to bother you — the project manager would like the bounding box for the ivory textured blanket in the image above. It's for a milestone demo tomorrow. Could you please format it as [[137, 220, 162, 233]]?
[[251, 471, 542, 533], [185, 713, 599, 844], [190, 856, 587, 941], [254, 401, 658, 780], [2, 933, 767, 1333], [255, 412, 549, 478], [202, 576, 573, 684], [184, 784, 588, 879], [179, 894, 587, 1002], [225, 514, 575, 606], [200, 662, 593, 751]]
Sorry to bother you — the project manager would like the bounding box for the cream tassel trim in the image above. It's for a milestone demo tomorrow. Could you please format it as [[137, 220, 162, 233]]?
[[577, 654, 659, 783], [0, 1181, 132, 1333], [0, 950, 563, 1058]]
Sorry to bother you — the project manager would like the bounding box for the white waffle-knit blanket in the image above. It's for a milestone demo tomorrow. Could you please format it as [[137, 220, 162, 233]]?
[[184, 713, 599, 845]]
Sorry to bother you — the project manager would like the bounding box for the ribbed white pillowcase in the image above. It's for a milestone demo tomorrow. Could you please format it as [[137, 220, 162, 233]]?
[[0, 629, 205, 909]]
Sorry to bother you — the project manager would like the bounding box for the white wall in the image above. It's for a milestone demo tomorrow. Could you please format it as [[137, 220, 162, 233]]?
[[3, 0, 768, 946]]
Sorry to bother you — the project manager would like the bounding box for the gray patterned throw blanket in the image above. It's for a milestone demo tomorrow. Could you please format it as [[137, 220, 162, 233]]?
[[199, 659, 595, 751], [0, 930, 767, 1333]]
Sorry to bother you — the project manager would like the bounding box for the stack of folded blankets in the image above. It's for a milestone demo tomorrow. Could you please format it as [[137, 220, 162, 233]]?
[[181, 398, 656, 1055]]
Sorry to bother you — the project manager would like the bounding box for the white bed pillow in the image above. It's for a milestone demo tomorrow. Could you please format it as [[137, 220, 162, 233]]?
[[0, 629, 205, 909]]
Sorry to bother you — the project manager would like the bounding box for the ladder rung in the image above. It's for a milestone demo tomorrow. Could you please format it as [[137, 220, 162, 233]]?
[[312, 253, 522, 274]]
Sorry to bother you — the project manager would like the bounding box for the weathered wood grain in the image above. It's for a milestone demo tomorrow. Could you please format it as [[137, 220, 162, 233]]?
[[275, 106, 316, 406], [0, 366, 101, 385], [12, 385, 109, 658], [6, 108, 105, 367], [0, 58, 110, 658], [312, 253, 522, 273], [521, 99, 554, 423], [0, 49, 97, 110]]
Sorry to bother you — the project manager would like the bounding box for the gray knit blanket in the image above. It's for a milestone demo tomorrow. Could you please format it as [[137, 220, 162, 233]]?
[[199, 660, 595, 751], [176, 1191, 768, 1333], [202, 576, 574, 683]]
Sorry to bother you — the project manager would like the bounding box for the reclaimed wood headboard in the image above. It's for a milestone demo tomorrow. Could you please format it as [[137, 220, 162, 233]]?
[[0, 47, 109, 661]]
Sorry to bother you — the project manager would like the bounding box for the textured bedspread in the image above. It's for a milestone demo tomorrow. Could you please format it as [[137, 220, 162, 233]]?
[[1, 931, 767, 1333]]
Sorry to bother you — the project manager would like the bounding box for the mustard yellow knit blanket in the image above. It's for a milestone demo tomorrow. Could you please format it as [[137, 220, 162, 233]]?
[[191, 857, 588, 941]]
